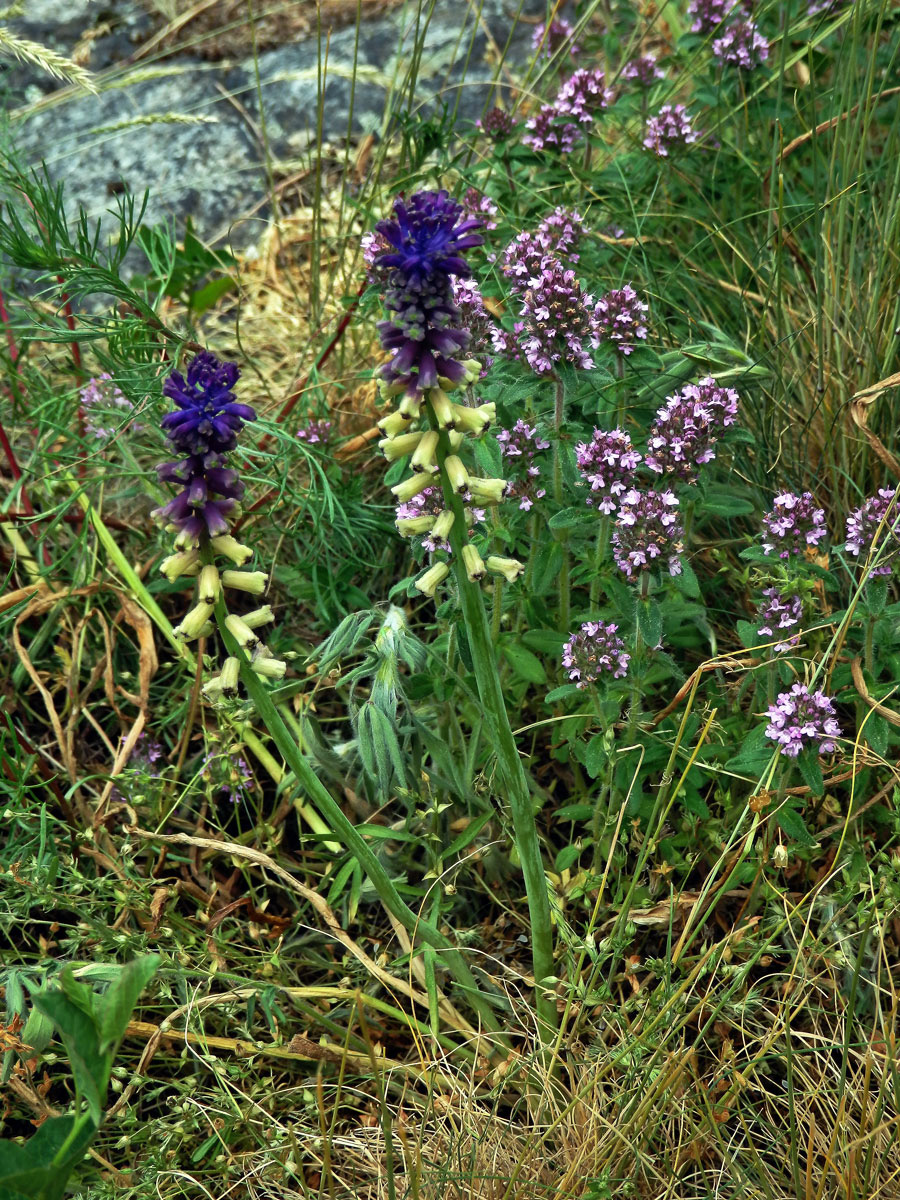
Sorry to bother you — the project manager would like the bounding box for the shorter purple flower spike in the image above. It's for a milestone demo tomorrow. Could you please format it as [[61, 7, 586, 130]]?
[[154, 351, 256, 547], [493, 257, 600, 375], [297, 420, 333, 445], [594, 285, 649, 355], [756, 588, 803, 653], [645, 377, 739, 483], [522, 103, 584, 155], [688, 0, 744, 33], [497, 419, 551, 511], [712, 20, 769, 69], [844, 487, 900, 578], [576, 428, 642, 514], [761, 492, 827, 559], [563, 622, 630, 686], [80, 374, 141, 440], [643, 104, 701, 156], [613, 487, 684, 580], [462, 187, 499, 231], [765, 683, 842, 758], [622, 54, 665, 86]]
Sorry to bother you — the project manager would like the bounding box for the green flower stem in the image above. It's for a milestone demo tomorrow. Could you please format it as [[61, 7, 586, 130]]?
[[491, 575, 504, 644], [214, 599, 505, 1041], [553, 374, 571, 634], [427, 401, 558, 1042], [589, 514, 610, 608]]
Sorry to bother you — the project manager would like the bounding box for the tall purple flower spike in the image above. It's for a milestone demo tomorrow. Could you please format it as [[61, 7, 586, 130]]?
[[374, 190, 484, 396], [153, 350, 257, 546]]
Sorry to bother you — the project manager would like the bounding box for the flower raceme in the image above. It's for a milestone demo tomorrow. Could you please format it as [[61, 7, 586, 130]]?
[[761, 492, 827, 559], [562, 622, 630, 687], [153, 349, 285, 694], [764, 684, 842, 758], [371, 190, 523, 596]]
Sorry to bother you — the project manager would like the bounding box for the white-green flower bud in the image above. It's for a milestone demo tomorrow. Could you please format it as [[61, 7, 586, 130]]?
[[210, 536, 253, 566], [221, 570, 269, 595], [160, 550, 200, 582], [251, 652, 287, 680], [174, 602, 215, 641], [378, 410, 414, 437], [240, 606, 275, 629], [468, 477, 507, 504], [462, 544, 486, 582], [225, 614, 260, 650], [197, 621, 215, 638], [429, 390, 457, 429], [410, 431, 439, 474], [453, 403, 495, 434], [396, 515, 435, 537], [462, 359, 482, 383], [448, 430, 465, 452], [399, 394, 423, 420], [202, 676, 225, 701], [414, 561, 449, 597], [220, 657, 241, 696], [198, 564, 221, 605], [379, 430, 423, 461], [378, 379, 407, 399], [391, 472, 432, 502], [486, 555, 524, 582], [444, 455, 469, 494], [431, 510, 454, 540], [436, 375, 462, 393]]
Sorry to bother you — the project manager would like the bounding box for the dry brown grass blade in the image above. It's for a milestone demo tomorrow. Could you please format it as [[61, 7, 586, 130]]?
[[851, 657, 900, 728], [114, 592, 159, 710], [0, 582, 47, 614], [124, 825, 477, 1034], [849, 370, 900, 480], [12, 590, 80, 785]]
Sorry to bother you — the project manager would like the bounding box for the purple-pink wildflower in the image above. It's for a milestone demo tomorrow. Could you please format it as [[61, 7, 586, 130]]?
[[477, 107, 516, 140], [645, 378, 739, 482], [462, 187, 499, 231], [576, 428, 642, 514], [555, 67, 613, 126], [643, 104, 701, 156], [497, 419, 550, 511], [761, 492, 827, 559], [531, 17, 580, 60], [613, 487, 684, 580], [621, 54, 665, 86], [688, 0, 744, 33], [756, 588, 803, 653], [764, 683, 842, 758], [563, 622, 630, 686], [712, 20, 769, 69], [451, 277, 498, 364], [522, 103, 584, 155], [396, 485, 484, 554], [844, 487, 900, 578], [492, 258, 600, 375], [535, 207, 590, 262], [296, 420, 332, 445], [80, 374, 141, 439], [593, 284, 649, 355]]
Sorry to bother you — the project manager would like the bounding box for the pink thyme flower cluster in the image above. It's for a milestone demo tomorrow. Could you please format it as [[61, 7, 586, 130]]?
[[79, 374, 141, 440], [613, 487, 684, 581], [451, 278, 498, 364], [688, 0, 744, 33], [756, 588, 803, 653], [761, 492, 827, 559], [462, 187, 499, 231], [497, 419, 550, 511], [712, 20, 769, 69], [361, 229, 392, 283], [844, 487, 900, 578], [500, 211, 588, 283], [563, 621, 630, 686], [622, 54, 665, 86], [395, 485, 484, 554], [643, 104, 701, 156], [555, 67, 613, 126], [477, 107, 516, 140], [645, 378, 740, 483], [522, 103, 584, 155], [576, 428, 642, 514], [492, 259, 600, 375], [296, 420, 332, 445], [764, 683, 842, 758], [531, 17, 580, 60], [593, 284, 649, 355], [808, 0, 850, 14]]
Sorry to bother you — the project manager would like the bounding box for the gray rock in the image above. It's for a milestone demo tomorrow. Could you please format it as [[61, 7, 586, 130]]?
[[5, 0, 554, 258]]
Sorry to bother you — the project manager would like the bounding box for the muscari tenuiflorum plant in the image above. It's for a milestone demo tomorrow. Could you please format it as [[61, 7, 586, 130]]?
[[154, 343, 507, 1041], [370, 189, 559, 1038]]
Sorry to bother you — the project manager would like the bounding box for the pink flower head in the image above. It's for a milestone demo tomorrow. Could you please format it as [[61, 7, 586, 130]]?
[[563, 621, 630, 686]]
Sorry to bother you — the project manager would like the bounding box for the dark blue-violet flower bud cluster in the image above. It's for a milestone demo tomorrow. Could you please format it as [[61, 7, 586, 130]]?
[[154, 351, 256, 548], [374, 191, 483, 397]]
